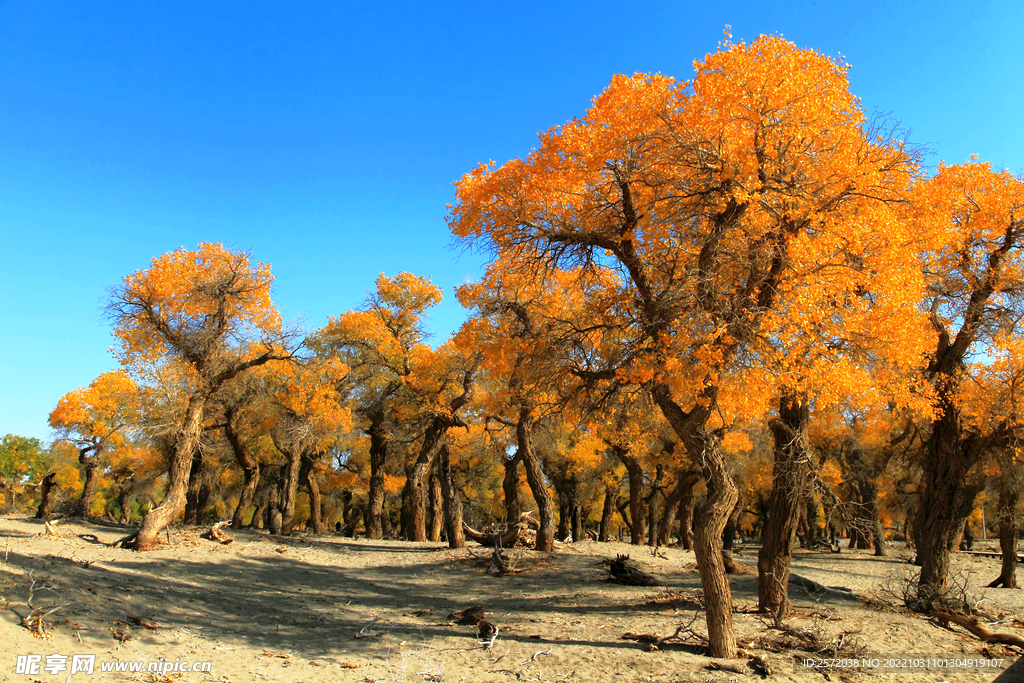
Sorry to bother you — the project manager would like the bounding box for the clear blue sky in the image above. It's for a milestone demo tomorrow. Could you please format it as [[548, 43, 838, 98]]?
[[2, 1, 1022, 441]]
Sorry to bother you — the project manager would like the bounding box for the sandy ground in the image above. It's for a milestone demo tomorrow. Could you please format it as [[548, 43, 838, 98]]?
[[1, 517, 1023, 683]]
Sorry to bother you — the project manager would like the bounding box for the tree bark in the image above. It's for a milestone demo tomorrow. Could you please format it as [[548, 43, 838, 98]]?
[[225, 413, 261, 530], [73, 450, 99, 518], [401, 418, 447, 541], [678, 485, 697, 550], [647, 465, 664, 546], [133, 394, 208, 550], [615, 448, 646, 546], [598, 485, 619, 542], [279, 445, 302, 535], [429, 471, 444, 542], [989, 486, 1019, 588], [300, 454, 325, 534], [758, 394, 811, 618], [184, 450, 208, 525], [916, 400, 986, 609], [503, 451, 523, 524], [34, 473, 58, 520], [658, 472, 697, 546], [518, 408, 555, 552], [366, 411, 388, 540], [437, 444, 465, 548]]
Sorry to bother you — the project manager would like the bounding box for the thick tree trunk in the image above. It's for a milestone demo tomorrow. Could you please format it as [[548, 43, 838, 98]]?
[[34, 473, 58, 520], [758, 394, 810, 617], [916, 403, 986, 609], [117, 480, 133, 523], [503, 452, 523, 523], [133, 394, 207, 550], [518, 408, 555, 552], [437, 445, 465, 549], [74, 452, 99, 518], [990, 487, 1019, 588], [366, 413, 388, 540], [300, 454, 325, 535], [598, 485, 619, 542], [401, 418, 447, 542], [429, 471, 444, 542]]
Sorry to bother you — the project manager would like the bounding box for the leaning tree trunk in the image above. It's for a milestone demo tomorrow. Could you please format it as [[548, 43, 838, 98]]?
[[598, 485, 619, 542], [989, 486, 1020, 588], [758, 394, 811, 618], [437, 444, 465, 549], [916, 402, 986, 610], [518, 408, 555, 552], [74, 452, 99, 518], [34, 473, 58, 520], [133, 394, 208, 550], [365, 415, 389, 540]]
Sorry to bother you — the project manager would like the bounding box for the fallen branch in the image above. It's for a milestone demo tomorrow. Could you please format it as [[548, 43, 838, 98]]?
[[933, 611, 1024, 648], [201, 522, 234, 545]]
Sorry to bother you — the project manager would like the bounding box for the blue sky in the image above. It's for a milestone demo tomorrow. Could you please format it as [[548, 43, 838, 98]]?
[[2, 0, 1022, 441]]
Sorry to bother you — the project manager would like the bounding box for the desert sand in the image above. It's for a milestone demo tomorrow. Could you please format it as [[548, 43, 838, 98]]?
[[2, 516, 1023, 682]]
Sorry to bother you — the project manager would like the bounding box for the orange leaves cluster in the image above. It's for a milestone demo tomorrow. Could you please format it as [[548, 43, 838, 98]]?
[[48, 370, 138, 448]]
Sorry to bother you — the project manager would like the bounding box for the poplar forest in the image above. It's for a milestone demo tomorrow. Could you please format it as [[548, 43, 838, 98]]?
[[5, 35, 1024, 682]]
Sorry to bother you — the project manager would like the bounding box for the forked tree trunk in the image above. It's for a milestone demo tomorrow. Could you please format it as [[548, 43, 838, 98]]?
[[518, 408, 555, 552], [437, 445, 465, 548], [598, 485, 619, 542], [365, 414, 389, 540], [429, 472, 444, 542], [133, 394, 208, 550], [758, 394, 811, 617], [34, 473, 58, 520], [989, 487, 1020, 588], [401, 419, 447, 542]]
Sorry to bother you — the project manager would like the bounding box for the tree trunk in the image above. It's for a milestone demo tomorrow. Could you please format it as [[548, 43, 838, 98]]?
[[503, 451, 523, 524], [366, 413, 389, 540], [692, 430, 740, 658], [647, 465, 664, 546], [916, 402, 986, 609], [117, 480, 133, 524], [989, 487, 1020, 588], [598, 485, 618, 542], [401, 418, 447, 542], [184, 450, 207, 525], [437, 444, 465, 549], [133, 394, 207, 550], [658, 473, 697, 546], [231, 463, 261, 529], [616, 449, 646, 546], [74, 452, 99, 518], [429, 471, 444, 542], [34, 473, 58, 520], [758, 394, 811, 618], [518, 408, 555, 552], [280, 447, 302, 535], [678, 485, 697, 550], [300, 454, 325, 535]]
